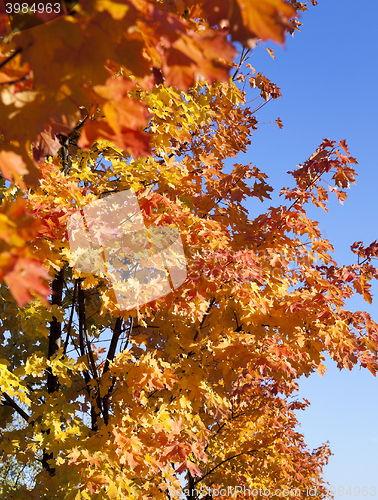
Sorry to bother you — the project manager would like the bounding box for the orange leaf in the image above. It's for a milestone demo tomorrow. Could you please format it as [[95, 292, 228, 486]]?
[[0, 150, 28, 188], [78, 121, 151, 159], [0, 51, 30, 84], [339, 139, 350, 156], [92, 77, 150, 135], [187, 460, 202, 477], [317, 363, 327, 377], [3, 257, 51, 307], [33, 131, 62, 163], [202, 0, 296, 45]]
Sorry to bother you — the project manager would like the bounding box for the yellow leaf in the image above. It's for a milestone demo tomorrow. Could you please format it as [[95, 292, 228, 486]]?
[[107, 482, 118, 499], [95, 0, 129, 19], [317, 363, 327, 377]]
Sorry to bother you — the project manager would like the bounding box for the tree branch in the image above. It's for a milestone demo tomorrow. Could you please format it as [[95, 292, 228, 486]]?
[[0, 48, 22, 71], [77, 281, 98, 379], [102, 316, 123, 425], [1, 393, 32, 424], [103, 316, 123, 376], [193, 298, 216, 341], [0, 76, 28, 86], [186, 469, 195, 500], [63, 279, 78, 355], [204, 422, 227, 453], [77, 280, 99, 430], [47, 267, 64, 394], [232, 47, 251, 81], [193, 449, 258, 486], [42, 266, 65, 476]]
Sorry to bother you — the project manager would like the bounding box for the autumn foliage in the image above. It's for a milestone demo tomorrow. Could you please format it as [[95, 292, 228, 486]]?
[[1, 0, 378, 499]]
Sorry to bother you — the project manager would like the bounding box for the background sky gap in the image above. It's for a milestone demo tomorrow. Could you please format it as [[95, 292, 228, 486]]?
[[236, 0, 378, 493]]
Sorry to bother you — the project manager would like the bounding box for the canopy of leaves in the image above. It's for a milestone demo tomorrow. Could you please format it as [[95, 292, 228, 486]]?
[[0, 0, 301, 301], [1, 1, 377, 500]]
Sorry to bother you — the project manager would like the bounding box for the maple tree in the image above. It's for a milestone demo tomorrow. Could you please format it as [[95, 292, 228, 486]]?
[[1, 0, 378, 499]]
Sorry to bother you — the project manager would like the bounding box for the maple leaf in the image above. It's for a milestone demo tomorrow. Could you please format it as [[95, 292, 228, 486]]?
[[0, 51, 30, 84], [201, 0, 296, 45], [91, 77, 151, 136], [317, 363, 327, 377], [186, 459, 202, 477], [78, 121, 151, 158], [339, 139, 350, 155], [0, 150, 28, 189], [353, 276, 373, 304], [2, 256, 50, 307], [33, 130, 62, 164]]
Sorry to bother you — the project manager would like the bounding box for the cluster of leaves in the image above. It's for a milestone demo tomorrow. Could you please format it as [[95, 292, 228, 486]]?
[[1, 78, 378, 499], [0, 412, 42, 495], [1, 1, 377, 499], [0, 0, 303, 304]]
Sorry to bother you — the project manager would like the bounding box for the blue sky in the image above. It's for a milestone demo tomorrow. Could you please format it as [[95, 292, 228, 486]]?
[[238, 0, 378, 494]]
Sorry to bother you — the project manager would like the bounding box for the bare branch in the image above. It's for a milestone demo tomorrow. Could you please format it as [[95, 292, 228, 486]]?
[[47, 267, 64, 394], [63, 279, 78, 355], [102, 316, 123, 425], [193, 449, 258, 485], [232, 47, 251, 81], [77, 281, 98, 379], [1, 393, 32, 424], [103, 316, 123, 376], [194, 297, 216, 341]]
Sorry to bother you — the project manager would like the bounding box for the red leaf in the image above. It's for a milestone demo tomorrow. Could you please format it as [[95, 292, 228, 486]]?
[[187, 460, 202, 477], [317, 310, 332, 321], [339, 139, 350, 156], [201, 0, 296, 45], [3, 257, 51, 307], [33, 131, 62, 163], [78, 121, 151, 158], [0, 150, 28, 187], [92, 77, 151, 135]]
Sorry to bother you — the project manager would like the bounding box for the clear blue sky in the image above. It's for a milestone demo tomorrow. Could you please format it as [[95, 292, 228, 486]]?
[[239, 0, 378, 494]]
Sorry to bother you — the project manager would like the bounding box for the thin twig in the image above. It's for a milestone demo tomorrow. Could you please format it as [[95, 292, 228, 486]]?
[[250, 97, 272, 115], [0, 76, 28, 86], [193, 449, 258, 485], [0, 48, 22, 71], [232, 47, 251, 81]]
